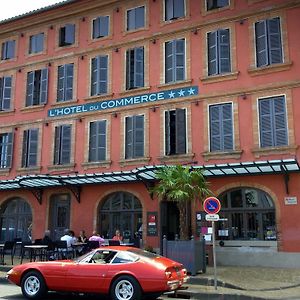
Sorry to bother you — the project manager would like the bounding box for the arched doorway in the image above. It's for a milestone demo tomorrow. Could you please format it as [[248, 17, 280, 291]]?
[[99, 192, 143, 242], [0, 198, 32, 242], [216, 187, 276, 242]]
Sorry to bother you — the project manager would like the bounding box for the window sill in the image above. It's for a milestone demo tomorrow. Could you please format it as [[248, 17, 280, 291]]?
[[248, 61, 293, 77], [200, 71, 239, 84], [119, 86, 151, 96], [251, 145, 298, 158], [0, 168, 10, 176], [123, 26, 148, 36], [51, 99, 77, 107], [16, 166, 41, 174], [202, 150, 243, 162], [158, 153, 195, 164], [0, 109, 15, 116], [161, 16, 190, 26], [47, 163, 75, 172], [81, 160, 112, 170], [84, 93, 114, 102], [157, 79, 193, 90], [202, 5, 232, 16], [20, 104, 45, 113], [119, 157, 151, 167]]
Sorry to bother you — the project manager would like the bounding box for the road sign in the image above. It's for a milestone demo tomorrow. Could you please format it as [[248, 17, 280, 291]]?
[[205, 214, 220, 221], [203, 197, 221, 214]]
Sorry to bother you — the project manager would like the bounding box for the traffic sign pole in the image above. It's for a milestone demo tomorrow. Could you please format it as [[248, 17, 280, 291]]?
[[212, 220, 217, 290]]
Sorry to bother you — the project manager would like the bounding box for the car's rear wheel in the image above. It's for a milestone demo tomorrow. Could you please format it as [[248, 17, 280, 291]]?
[[21, 271, 47, 299], [111, 275, 141, 300]]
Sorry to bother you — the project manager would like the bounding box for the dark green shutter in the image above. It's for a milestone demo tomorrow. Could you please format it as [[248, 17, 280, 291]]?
[[165, 111, 171, 155], [61, 125, 71, 164], [175, 108, 186, 154], [28, 129, 38, 167], [22, 130, 29, 167]]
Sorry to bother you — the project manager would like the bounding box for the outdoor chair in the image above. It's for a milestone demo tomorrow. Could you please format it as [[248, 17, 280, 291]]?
[[87, 240, 99, 251], [1, 241, 16, 265]]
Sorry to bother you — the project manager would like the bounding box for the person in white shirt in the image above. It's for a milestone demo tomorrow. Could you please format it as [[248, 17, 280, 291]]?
[[60, 229, 74, 248]]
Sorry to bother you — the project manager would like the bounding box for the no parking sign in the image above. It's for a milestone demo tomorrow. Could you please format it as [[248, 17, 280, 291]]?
[[203, 197, 221, 215]]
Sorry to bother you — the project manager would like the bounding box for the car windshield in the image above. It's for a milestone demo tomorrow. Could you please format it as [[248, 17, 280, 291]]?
[[127, 248, 162, 259]]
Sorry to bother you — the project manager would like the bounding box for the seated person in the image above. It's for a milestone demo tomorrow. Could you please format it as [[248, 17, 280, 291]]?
[[41, 230, 52, 245], [112, 229, 123, 242], [89, 231, 105, 246]]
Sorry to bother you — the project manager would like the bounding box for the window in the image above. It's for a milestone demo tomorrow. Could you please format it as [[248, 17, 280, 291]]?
[[216, 188, 276, 241], [92, 16, 109, 39], [165, 38, 185, 83], [209, 103, 233, 151], [126, 47, 144, 90], [26, 69, 48, 106], [0, 132, 13, 168], [255, 17, 282, 67], [91, 55, 108, 96], [57, 63, 74, 102], [206, 0, 229, 10], [22, 129, 38, 168], [54, 125, 71, 165], [1, 40, 15, 60], [125, 115, 144, 159], [89, 120, 106, 162], [258, 96, 287, 148], [207, 29, 231, 76], [0, 76, 12, 111], [59, 24, 75, 47], [29, 33, 44, 54], [165, 0, 185, 21], [127, 6, 145, 31], [165, 108, 186, 155]]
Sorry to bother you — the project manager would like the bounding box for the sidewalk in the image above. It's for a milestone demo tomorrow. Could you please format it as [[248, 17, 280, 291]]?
[[1, 256, 300, 299]]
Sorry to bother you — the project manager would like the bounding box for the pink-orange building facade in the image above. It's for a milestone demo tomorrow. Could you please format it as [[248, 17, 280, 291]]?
[[1, 0, 300, 266]]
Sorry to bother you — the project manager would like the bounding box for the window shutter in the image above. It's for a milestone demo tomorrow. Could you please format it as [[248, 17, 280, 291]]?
[[210, 105, 221, 151], [89, 121, 97, 162], [1, 42, 6, 59], [222, 103, 233, 150], [54, 126, 61, 164], [165, 0, 174, 21], [208, 31, 218, 75], [126, 49, 132, 90], [133, 115, 144, 158], [40, 68, 48, 104], [93, 18, 100, 39], [28, 129, 38, 167], [7, 40, 15, 59], [6, 132, 13, 168], [125, 117, 133, 159], [2, 76, 11, 110], [61, 125, 71, 164], [134, 47, 144, 88], [165, 111, 171, 155], [26, 71, 35, 106], [65, 64, 74, 101], [135, 6, 145, 29], [165, 41, 173, 83], [99, 55, 108, 94], [255, 20, 268, 67], [127, 9, 135, 31], [22, 130, 29, 167], [267, 17, 282, 65], [174, 0, 184, 19], [175, 108, 186, 154], [91, 57, 98, 96], [57, 65, 65, 101], [99, 16, 109, 37], [175, 39, 185, 81], [273, 96, 287, 146], [259, 99, 273, 147], [59, 27, 65, 46], [0, 78, 2, 109], [65, 24, 75, 45], [97, 120, 106, 161], [219, 29, 231, 74]]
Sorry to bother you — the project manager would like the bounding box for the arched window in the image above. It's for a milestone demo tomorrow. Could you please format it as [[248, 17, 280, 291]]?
[[99, 192, 142, 241], [216, 188, 276, 241], [0, 198, 32, 242]]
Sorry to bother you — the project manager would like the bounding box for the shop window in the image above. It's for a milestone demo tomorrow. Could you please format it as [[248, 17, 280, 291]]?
[[206, 0, 229, 11], [59, 24, 75, 47], [22, 129, 38, 168], [0, 132, 13, 168], [91, 55, 108, 96], [29, 33, 44, 54], [217, 188, 276, 241], [0, 76, 12, 110], [165, 0, 185, 21], [209, 103, 233, 151], [1, 40, 15, 60], [126, 47, 144, 90], [26, 69, 48, 106], [57, 63, 74, 102], [89, 120, 106, 162], [255, 17, 283, 67], [127, 6, 145, 31], [207, 28, 231, 76], [54, 124, 71, 165], [125, 115, 144, 159], [165, 38, 185, 83], [165, 108, 186, 155], [92, 16, 109, 39], [258, 96, 287, 148]]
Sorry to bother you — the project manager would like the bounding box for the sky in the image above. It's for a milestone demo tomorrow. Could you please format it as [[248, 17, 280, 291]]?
[[0, 0, 66, 21]]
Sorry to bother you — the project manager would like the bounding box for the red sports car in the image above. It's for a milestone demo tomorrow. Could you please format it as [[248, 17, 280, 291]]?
[[6, 246, 188, 300]]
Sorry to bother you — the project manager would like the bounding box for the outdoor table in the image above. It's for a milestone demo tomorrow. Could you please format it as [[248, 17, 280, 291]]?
[[23, 245, 48, 262], [0, 244, 4, 265]]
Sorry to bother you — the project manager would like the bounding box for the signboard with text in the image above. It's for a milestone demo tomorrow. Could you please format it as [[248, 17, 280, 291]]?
[[147, 212, 158, 236]]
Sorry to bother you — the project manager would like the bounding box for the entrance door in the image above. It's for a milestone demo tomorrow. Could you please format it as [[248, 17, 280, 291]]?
[[160, 201, 179, 241], [49, 194, 70, 240]]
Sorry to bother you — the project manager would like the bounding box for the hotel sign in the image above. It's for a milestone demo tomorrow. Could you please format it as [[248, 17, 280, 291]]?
[[48, 86, 198, 117]]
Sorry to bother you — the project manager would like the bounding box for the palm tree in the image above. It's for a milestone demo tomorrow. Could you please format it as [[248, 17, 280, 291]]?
[[152, 165, 211, 240]]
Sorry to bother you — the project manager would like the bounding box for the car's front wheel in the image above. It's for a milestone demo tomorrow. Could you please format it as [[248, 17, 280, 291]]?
[[111, 275, 141, 300], [21, 271, 47, 299]]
